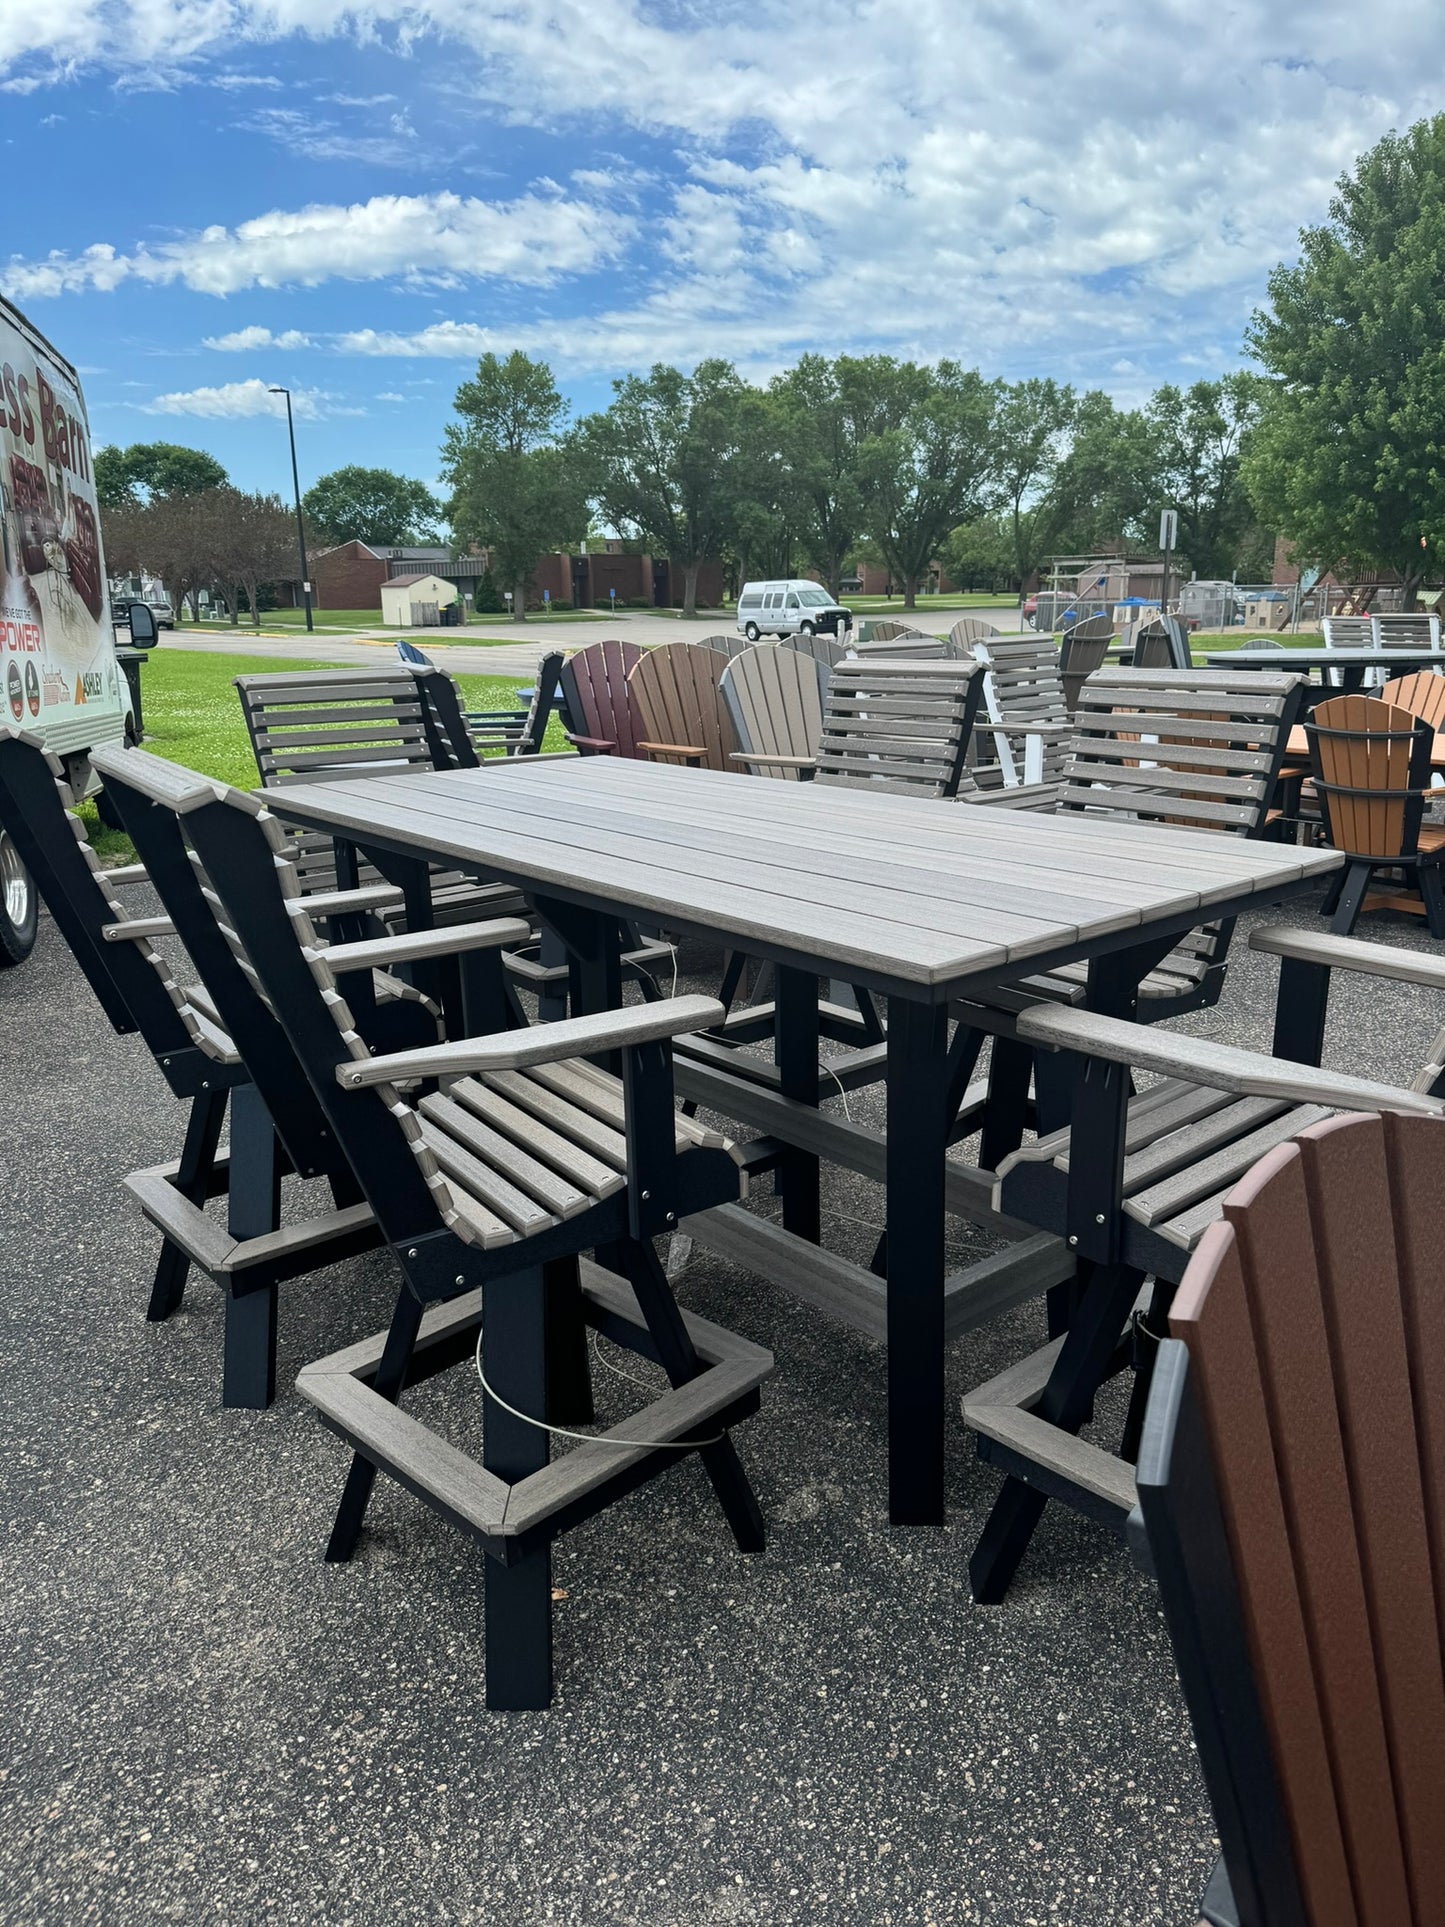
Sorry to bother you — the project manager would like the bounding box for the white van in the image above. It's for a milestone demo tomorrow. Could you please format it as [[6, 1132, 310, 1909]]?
[[1, 292, 146, 965], [736, 579, 853, 642]]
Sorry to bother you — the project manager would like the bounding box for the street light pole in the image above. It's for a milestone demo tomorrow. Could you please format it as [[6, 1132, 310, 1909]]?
[[269, 386, 312, 633]]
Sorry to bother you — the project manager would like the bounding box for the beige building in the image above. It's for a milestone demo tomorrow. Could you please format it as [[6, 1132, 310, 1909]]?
[[378, 572, 459, 628]]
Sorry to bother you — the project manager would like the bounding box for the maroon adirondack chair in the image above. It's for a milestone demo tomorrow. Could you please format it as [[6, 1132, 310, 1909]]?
[[558, 640, 645, 757]]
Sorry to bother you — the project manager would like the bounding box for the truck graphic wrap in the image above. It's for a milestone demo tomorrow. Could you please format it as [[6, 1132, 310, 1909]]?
[[0, 296, 126, 762]]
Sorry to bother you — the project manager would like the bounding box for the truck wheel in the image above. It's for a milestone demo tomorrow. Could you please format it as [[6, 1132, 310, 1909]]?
[[0, 829, 37, 966], [744, 622, 760, 641]]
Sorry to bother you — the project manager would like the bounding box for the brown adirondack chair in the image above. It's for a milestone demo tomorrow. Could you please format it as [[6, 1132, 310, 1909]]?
[[1381, 670, 1445, 731], [627, 643, 739, 771], [557, 639, 645, 757], [1306, 693, 1445, 936], [1137, 1109, 1445, 1927]]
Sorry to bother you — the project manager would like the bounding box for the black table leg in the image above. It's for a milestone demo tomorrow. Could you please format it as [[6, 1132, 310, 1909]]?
[[481, 1262, 553, 1711], [885, 996, 951, 1526], [775, 966, 821, 1243]]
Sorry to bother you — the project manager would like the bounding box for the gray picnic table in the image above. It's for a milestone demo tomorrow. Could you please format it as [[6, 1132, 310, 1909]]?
[[270, 755, 1341, 1526], [1205, 644, 1445, 694]]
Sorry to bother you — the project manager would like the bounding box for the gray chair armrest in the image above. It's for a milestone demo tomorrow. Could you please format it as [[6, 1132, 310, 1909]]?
[[1015, 1003, 1444, 1117], [728, 752, 818, 771], [337, 995, 725, 1088], [1249, 924, 1445, 991], [301, 882, 406, 917], [104, 863, 151, 887], [102, 916, 175, 942], [962, 782, 1062, 812], [311, 916, 532, 975]]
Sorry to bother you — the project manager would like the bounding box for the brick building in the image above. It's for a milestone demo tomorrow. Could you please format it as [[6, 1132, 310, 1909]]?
[[307, 539, 723, 612]]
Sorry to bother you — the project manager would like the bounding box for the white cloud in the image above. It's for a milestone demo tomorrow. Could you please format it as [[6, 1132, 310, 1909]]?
[[4, 1, 1445, 387], [210, 70, 283, 88], [1, 189, 632, 300], [376, 390, 404, 400], [143, 378, 333, 419], [203, 325, 313, 351]]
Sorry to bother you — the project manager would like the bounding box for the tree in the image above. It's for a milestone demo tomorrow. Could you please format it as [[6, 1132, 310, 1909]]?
[[301, 465, 441, 549], [1147, 375, 1264, 580], [769, 356, 868, 596], [986, 378, 1077, 598], [727, 383, 804, 586], [852, 360, 999, 607], [1048, 392, 1158, 556], [942, 515, 1016, 592], [101, 485, 295, 624], [471, 567, 505, 613], [441, 352, 587, 622], [1244, 116, 1445, 605], [92, 442, 227, 510], [578, 360, 747, 618]]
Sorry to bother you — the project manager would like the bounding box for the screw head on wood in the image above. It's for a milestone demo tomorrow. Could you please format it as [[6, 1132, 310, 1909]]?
[[1068, 1235, 1078, 1247], [641, 1189, 650, 1200], [455, 1275, 464, 1286], [407, 1247, 418, 1258], [1095, 1213, 1105, 1224]]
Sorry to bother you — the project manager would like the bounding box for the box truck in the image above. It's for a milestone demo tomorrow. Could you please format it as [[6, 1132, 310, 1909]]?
[[1, 292, 150, 964]]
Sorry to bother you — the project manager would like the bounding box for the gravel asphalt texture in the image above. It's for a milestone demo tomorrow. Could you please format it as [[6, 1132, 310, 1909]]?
[[3, 874, 1437, 1925]]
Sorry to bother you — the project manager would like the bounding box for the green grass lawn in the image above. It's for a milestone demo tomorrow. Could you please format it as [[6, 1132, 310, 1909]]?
[[242, 607, 605, 635], [85, 648, 556, 861]]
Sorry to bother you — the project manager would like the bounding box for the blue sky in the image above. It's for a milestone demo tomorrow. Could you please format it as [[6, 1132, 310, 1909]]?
[[1, 1, 1437, 504]]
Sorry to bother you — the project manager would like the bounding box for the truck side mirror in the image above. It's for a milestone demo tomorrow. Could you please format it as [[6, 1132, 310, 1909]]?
[[127, 603, 158, 648]]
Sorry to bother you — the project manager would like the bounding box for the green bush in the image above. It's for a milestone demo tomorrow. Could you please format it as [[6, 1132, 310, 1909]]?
[[471, 568, 505, 613]]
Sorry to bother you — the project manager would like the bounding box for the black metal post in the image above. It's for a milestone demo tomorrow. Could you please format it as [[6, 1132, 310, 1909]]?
[[271, 386, 312, 633]]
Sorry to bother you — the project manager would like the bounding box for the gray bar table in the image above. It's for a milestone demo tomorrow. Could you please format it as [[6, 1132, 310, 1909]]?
[[271, 756, 1340, 1526], [1205, 644, 1445, 695]]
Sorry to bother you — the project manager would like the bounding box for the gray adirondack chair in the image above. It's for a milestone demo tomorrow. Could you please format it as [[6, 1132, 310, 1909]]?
[[720, 644, 827, 780], [968, 633, 1072, 789], [947, 616, 999, 648]]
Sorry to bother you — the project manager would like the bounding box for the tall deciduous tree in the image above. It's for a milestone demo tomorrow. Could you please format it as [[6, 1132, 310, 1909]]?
[[986, 378, 1077, 599], [442, 352, 586, 622], [302, 465, 441, 548], [93, 442, 227, 509], [1147, 375, 1264, 581], [1244, 116, 1445, 605], [852, 360, 998, 607], [770, 355, 868, 597], [578, 360, 746, 617]]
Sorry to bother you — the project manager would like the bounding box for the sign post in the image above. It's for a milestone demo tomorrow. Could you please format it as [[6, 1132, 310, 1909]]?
[[1159, 508, 1178, 617]]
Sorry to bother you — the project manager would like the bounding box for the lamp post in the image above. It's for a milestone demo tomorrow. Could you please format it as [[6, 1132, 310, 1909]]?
[[269, 386, 312, 633]]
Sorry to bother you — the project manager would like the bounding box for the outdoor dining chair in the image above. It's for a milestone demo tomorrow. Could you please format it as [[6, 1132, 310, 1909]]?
[[1304, 692, 1445, 935], [627, 641, 739, 770], [556, 638, 645, 757], [967, 667, 1306, 1018], [966, 633, 1072, 790], [961, 921, 1445, 1606], [812, 656, 982, 796], [0, 729, 420, 1407], [946, 616, 999, 649], [454, 649, 565, 758], [1320, 612, 1375, 687], [1136, 1109, 1445, 1926], [779, 630, 850, 675], [1057, 624, 1111, 715], [176, 775, 772, 1710], [1381, 669, 1445, 730]]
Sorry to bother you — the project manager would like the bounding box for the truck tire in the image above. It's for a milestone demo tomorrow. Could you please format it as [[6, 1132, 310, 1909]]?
[[0, 829, 37, 966]]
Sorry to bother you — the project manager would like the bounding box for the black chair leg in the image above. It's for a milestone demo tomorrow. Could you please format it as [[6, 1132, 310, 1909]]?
[[326, 1287, 426, 1563], [544, 1255, 594, 1426], [717, 949, 748, 1016], [1328, 859, 1372, 935], [481, 1264, 552, 1710], [612, 1239, 766, 1554], [147, 1086, 229, 1321], [1420, 862, 1445, 939], [222, 1082, 282, 1409], [222, 1286, 278, 1411]]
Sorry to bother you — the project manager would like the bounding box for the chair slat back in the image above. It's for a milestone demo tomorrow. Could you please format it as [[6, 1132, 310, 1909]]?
[[780, 630, 851, 674], [851, 632, 945, 659], [1381, 672, 1445, 732], [1059, 667, 1303, 836], [1306, 694, 1432, 859], [1057, 629, 1111, 715], [556, 639, 645, 757], [1322, 615, 1375, 649], [1147, 1112, 1445, 1925], [969, 634, 1071, 786], [697, 632, 750, 660], [0, 728, 214, 1070], [235, 666, 476, 788], [947, 616, 999, 648], [719, 645, 826, 778], [1373, 612, 1441, 651], [814, 659, 981, 797], [627, 643, 738, 771], [855, 618, 921, 644], [90, 744, 351, 1180]]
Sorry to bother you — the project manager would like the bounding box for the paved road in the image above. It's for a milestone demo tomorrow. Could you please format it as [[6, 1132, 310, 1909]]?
[[168, 602, 1026, 679]]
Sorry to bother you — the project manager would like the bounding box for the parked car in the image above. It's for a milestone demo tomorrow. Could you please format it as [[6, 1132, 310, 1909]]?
[[111, 595, 174, 630], [1, 292, 146, 966], [735, 578, 853, 642]]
